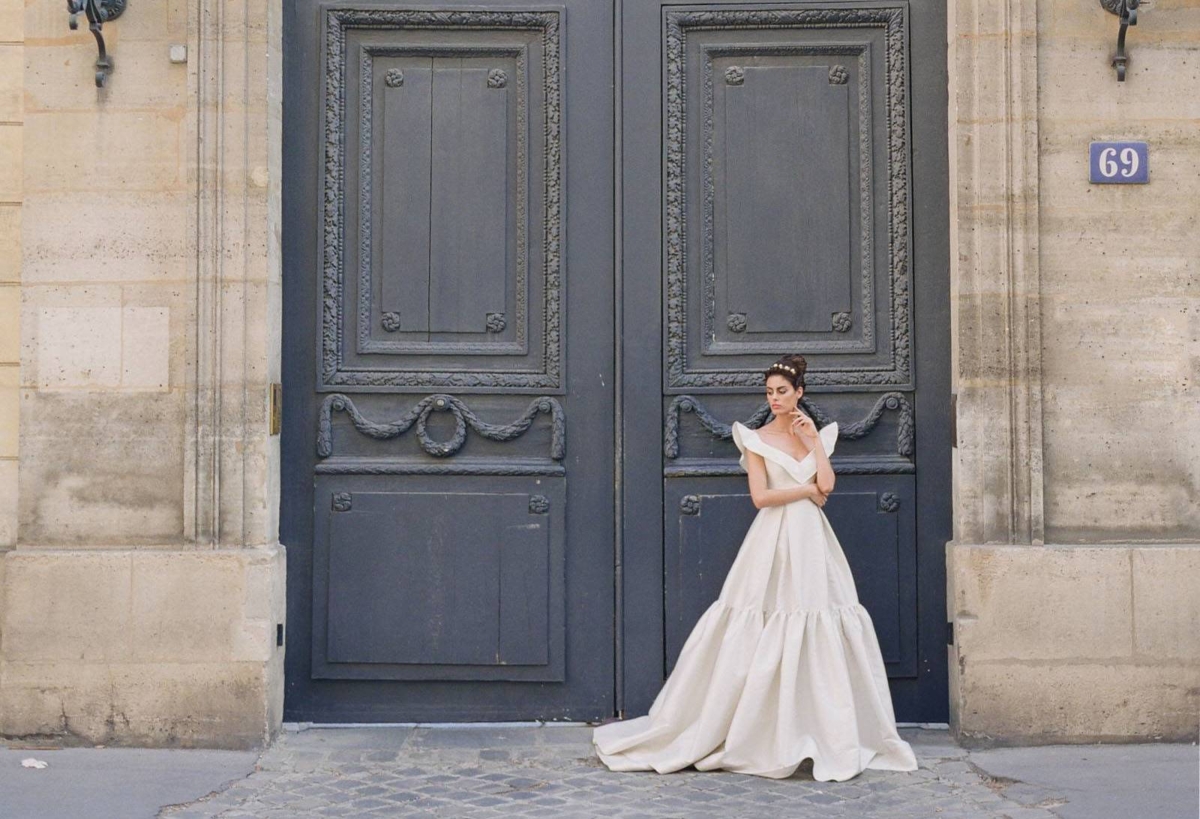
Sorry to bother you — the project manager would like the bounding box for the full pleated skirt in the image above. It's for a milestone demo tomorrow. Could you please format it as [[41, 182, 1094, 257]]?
[[592, 500, 918, 782]]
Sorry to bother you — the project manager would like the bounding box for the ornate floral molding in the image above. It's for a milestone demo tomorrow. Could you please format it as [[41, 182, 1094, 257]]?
[[663, 393, 913, 459], [317, 393, 565, 460]]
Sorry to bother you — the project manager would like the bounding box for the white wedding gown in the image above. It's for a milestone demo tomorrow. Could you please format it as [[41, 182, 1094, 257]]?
[[592, 420, 918, 782]]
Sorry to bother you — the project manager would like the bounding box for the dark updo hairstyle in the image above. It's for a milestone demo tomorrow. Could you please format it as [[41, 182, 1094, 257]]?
[[764, 354, 807, 391]]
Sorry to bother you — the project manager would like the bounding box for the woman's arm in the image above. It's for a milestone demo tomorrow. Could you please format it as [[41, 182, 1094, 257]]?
[[744, 450, 828, 509], [810, 433, 835, 496]]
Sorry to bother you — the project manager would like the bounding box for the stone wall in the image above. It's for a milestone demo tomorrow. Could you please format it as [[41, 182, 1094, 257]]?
[[20, 4, 188, 545], [1039, 3, 1200, 543], [0, 0, 22, 552], [0, 0, 1195, 750], [948, 0, 1200, 746], [0, 0, 22, 679], [0, 0, 285, 748]]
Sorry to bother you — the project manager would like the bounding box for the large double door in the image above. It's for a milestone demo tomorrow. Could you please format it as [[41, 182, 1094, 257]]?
[[282, 0, 950, 723]]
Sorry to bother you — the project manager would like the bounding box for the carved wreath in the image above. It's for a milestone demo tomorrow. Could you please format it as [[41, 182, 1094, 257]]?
[[318, 393, 565, 460]]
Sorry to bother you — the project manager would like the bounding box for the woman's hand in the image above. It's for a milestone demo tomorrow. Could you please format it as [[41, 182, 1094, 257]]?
[[804, 485, 828, 507], [789, 408, 819, 443]]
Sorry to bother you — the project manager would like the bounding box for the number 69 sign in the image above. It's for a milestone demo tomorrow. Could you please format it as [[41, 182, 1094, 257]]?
[[1089, 141, 1149, 184]]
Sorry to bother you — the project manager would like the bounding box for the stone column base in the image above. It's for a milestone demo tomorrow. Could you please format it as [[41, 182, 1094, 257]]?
[[0, 545, 285, 749], [947, 542, 1200, 747]]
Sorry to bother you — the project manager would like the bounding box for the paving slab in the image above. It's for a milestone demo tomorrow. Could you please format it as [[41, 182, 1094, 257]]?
[[964, 742, 1199, 819], [2, 726, 1196, 819], [0, 746, 258, 819]]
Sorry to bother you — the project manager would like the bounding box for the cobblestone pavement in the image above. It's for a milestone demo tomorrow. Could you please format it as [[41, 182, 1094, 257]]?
[[159, 724, 1065, 819]]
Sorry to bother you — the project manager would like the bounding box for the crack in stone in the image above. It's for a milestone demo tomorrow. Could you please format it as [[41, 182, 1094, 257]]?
[[965, 759, 1024, 793], [156, 751, 267, 817]]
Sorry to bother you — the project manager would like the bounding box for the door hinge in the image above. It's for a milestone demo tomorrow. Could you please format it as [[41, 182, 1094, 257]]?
[[950, 392, 957, 449], [946, 621, 954, 646], [269, 382, 282, 436]]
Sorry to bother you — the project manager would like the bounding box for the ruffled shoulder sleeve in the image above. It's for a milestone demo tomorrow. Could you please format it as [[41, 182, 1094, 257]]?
[[817, 421, 839, 459], [730, 421, 756, 473]]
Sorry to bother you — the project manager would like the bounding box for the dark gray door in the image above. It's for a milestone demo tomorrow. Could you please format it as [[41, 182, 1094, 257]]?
[[282, 1, 615, 721], [283, 0, 949, 724], [617, 1, 951, 721]]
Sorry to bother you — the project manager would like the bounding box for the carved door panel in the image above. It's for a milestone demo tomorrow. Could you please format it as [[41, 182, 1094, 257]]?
[[282, 2, 614, 721], [619, 1, 951, 721]]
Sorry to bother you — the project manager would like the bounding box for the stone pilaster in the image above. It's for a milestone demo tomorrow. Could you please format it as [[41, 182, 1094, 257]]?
[[949, 0, 1044, 548], [0, 0, 21, 554], [188, 0, 282, 549]]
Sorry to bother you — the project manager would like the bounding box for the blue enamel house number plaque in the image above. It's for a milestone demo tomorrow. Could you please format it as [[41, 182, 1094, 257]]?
[[1089, 141, 1149, 184]]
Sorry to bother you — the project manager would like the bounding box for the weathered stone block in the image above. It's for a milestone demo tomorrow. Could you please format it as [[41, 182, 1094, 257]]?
[[0, 45, 22, 123], [0, 459, 15, 547], [1132, 546, 1200, 660], [950, 544, 1132, 661], [131, 551, 245, 663], [18, 391, 184, 544], [949, 542, 1200, 743], [1040, 211, 1199, 300], [34, 306, 122, 389], [0, 205, 19, 283], [32, 305, 170, 391], [127, 547, 281, 665], [0, 364, 15, 458], [25, 41, 186, 113], [22, 193, 191, 284], [0, 545, 285, 748], [2, 550, 133, 661], [1039, 43, 1200, 122], [1039, 116, 1200, 152], [0, 661, 114, 739], [1042, 391, 1198, 542], [0, 660, 273, 749], [0, 0, 22, 44], [0, 286, 17, 363], [108, 662, 274, 748], [22, 111, 182, 194], [0, 125, 19, 202], [954, 660, 1200, 745]]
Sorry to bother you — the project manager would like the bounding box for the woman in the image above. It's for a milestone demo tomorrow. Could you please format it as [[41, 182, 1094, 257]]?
[[592, 354, 918, 782]]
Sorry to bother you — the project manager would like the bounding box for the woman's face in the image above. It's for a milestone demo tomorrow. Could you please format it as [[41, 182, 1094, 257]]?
[[765, 374, 802, 416]]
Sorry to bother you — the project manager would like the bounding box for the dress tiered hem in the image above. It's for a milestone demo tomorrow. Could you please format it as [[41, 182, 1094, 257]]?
[[592, 596, 918, 782]]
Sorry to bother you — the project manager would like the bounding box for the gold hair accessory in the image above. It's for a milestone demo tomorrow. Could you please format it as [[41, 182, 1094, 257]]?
[[769, 363, 797, 375]]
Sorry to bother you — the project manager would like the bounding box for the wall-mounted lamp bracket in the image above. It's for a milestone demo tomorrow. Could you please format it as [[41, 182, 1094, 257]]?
[[67, 0, 128, 88], [1101, 0, 1141, 82]]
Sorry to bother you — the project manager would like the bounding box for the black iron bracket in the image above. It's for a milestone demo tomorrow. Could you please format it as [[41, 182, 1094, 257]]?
[[1101, 0, 1141, 82], [67, 0, 128, 88]]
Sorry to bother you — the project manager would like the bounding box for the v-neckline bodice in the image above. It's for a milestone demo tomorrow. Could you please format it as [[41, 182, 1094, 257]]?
[[730, 420, 839, 487], [750, 427, 814, 467]]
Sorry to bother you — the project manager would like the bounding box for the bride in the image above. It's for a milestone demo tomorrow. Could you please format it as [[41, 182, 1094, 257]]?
[[592, 354, 918, 782]]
